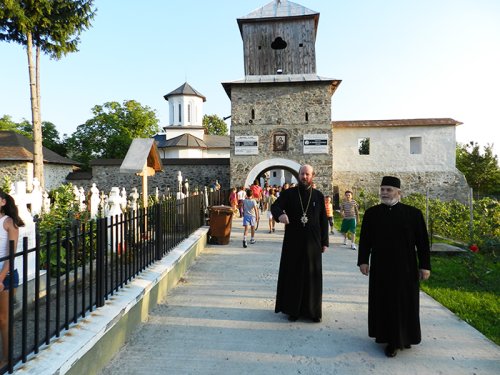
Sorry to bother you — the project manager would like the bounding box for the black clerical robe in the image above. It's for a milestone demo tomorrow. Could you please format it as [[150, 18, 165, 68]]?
[[271, 186, 329, 320], [358, 202, 431, 348]]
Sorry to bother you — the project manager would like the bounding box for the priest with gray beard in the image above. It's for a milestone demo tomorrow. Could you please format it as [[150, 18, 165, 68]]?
[[358, 176, 431, 358]]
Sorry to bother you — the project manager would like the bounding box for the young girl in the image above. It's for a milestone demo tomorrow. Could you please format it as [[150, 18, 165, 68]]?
[[0, 190, 25, 367], [325, 196, 334, 234], [229, 187, 238, 215]]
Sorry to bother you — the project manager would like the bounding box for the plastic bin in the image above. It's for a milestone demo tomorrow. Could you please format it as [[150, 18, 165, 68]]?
[[208, 205, 234, 245]]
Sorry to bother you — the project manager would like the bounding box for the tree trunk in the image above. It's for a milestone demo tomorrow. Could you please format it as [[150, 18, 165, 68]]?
[[27, 32, 45, 189]]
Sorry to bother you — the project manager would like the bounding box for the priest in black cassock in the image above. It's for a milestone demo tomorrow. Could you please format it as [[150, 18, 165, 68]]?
[[271, 164, 329, 323], [358, 176, 431, 357]]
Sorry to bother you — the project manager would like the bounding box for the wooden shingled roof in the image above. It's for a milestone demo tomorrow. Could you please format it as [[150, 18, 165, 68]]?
[[0, 131, 79, 165]]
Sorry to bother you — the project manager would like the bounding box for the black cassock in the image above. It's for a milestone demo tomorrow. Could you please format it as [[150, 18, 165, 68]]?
[[358, 202, 431, 348], [271, 186, 329, 320]]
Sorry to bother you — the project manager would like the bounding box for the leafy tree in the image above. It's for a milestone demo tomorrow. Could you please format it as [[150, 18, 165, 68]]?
[[203, 114, 228, 135], [66, 100, 161, 169], [0, 115, 67, 155], [0, 0, 96, 188], [456, 142, 500, 198]]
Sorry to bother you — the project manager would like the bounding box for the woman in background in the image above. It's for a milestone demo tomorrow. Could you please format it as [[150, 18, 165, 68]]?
[[0, 190, 24, 367]]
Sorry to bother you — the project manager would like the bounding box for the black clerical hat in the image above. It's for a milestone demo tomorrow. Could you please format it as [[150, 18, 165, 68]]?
[[381, 176, 401, 188]]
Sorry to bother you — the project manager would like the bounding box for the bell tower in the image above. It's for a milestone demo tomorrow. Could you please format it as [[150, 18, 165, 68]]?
[[238, 0, 318, 76], [223, 0, 341, 191]]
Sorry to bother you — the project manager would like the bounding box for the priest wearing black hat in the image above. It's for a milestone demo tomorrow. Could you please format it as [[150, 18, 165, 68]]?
[[358, 176, 431, 357]]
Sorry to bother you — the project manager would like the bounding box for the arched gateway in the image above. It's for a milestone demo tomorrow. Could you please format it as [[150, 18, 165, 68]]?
[[244, 158, 301, 188]]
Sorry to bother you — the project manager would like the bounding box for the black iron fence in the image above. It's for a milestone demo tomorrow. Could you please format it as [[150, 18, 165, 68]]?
[[0, 190, 227, 374]]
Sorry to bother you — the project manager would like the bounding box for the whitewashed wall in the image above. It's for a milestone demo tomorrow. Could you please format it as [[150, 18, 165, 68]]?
[[332, 125, 457, 172]]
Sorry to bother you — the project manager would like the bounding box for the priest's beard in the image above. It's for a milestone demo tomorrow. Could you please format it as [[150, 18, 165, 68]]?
[[380, 196, 399, 206], [299, 180, 312, 190]]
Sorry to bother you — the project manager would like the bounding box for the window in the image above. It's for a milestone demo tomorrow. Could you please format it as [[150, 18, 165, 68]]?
[[178, 104, 181, 122], [305, 112, 309, 122], [188, 104, 191, 122], [358, 138, 370, 155], [251, 108, 255, 120], [410, 137, 422, 154]]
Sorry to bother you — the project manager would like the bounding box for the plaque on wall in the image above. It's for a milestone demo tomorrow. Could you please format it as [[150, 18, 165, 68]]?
[[303, 134, 329, 154], [273, 133, 287, 151], [235, 135, 259, 155]]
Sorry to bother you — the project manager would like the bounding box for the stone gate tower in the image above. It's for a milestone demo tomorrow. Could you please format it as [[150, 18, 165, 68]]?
[[223, 0, 341, 191]]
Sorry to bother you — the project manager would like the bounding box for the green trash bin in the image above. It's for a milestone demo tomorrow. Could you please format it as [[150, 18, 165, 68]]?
[[208, 205, 234, 245]]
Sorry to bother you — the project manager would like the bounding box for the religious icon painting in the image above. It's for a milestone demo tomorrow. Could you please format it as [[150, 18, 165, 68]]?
[[273, 133, 287, 151]]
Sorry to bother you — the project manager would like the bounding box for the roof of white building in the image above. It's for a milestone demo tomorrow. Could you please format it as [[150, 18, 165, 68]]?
[[163, 82, 206, 102], [332, 118, 463, 128]]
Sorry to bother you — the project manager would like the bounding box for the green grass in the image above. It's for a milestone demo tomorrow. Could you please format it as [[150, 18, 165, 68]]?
[[421, 252, 500, 345], [335, 211, 500, 345]]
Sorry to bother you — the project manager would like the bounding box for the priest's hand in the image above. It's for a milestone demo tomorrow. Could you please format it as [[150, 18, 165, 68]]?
[[359, 264, 369, 276], [322, 246, 327, 253], [278, 213, 289, 224], [419, 269, 431, 280]]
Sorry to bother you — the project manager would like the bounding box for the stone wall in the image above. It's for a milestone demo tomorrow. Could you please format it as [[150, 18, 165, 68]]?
[[229, 81, 335, 192], [1, 161, 73, 192], [333, 170, 470, 204], [68, 159, 230, 193]]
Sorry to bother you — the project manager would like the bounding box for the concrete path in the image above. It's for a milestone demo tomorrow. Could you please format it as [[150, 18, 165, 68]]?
[[100, 217, 499, 375]]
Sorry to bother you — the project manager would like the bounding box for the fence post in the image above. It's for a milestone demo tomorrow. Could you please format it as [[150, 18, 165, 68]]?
[[155, 203, 162, 261], [469, 187, 474, 244], [95, 217, 106, 308], [7, 240, 15, 373]]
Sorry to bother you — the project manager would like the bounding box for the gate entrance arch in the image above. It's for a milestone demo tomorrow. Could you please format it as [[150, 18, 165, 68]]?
[[244, 158, 301, 188]]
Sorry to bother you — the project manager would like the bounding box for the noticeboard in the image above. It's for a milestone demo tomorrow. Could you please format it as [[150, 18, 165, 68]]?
[[303, 134, 329, 154], [235, 136, 259, 155]]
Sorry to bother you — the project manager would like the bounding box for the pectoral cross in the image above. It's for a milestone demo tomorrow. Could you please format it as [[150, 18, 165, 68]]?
[[301, 213, 308, 226]]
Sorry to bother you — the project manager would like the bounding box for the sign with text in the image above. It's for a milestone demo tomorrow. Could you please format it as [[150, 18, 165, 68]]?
[[235, 136, 259, 155], [303, 134, 329, 154]]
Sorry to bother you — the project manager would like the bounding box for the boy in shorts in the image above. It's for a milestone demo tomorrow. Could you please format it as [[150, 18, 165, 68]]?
[[242, 189, 259, 248], [340, 191, 359, 250]]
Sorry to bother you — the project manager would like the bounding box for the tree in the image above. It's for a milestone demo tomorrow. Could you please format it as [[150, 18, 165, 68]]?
[[0, 0, 96, 188], [0, 115, 67, 155], [66, 100, 161, 169], [203, 114, 228, 135], [456, 142, 500, 198]]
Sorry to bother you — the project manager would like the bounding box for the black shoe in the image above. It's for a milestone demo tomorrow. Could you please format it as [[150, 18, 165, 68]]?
[[272, 228, 275, 232], [404, 344, 411, 349], [288, 315, 298, 322], [312, 317, 321, 323], [384, 344, 397, 357], [243, 240, 247, 248]]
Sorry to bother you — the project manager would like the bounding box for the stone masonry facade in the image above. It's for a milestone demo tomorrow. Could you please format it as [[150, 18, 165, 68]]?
[[334, 170, 470, 204], [229, 81, 335, 192], [69, 160, 230, 195]]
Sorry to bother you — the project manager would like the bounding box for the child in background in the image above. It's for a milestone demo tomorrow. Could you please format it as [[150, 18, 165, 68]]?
[[325, 196, 334, 234], [266, 188, 277, 233], [340, 190, 359, 250], [229, 187, 238, 215], [242, 189, 259, 248]]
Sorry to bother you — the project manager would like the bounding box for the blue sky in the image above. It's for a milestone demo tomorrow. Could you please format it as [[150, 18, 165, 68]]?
[[1, 0, 499, 156]]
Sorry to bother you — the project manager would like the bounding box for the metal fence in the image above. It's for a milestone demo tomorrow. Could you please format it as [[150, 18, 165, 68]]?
[[0, 190, 227, 374]]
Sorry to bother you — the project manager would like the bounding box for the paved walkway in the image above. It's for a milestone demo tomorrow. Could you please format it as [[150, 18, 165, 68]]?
[[100, 216, 499, 375]]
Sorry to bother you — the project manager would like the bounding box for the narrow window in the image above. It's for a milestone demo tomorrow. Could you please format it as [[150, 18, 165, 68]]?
[[410, 137, 422, 154], [178, 104, 182, 122], [188, 104, 191, 123], [251, 108, 255, 120], [273, 171, 277, 177], [358, 138, 370, 155], [305, 112, 309, 122]]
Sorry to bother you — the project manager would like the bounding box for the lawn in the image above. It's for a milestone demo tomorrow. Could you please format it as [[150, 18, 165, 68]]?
[[334, 211, 500, 345]]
